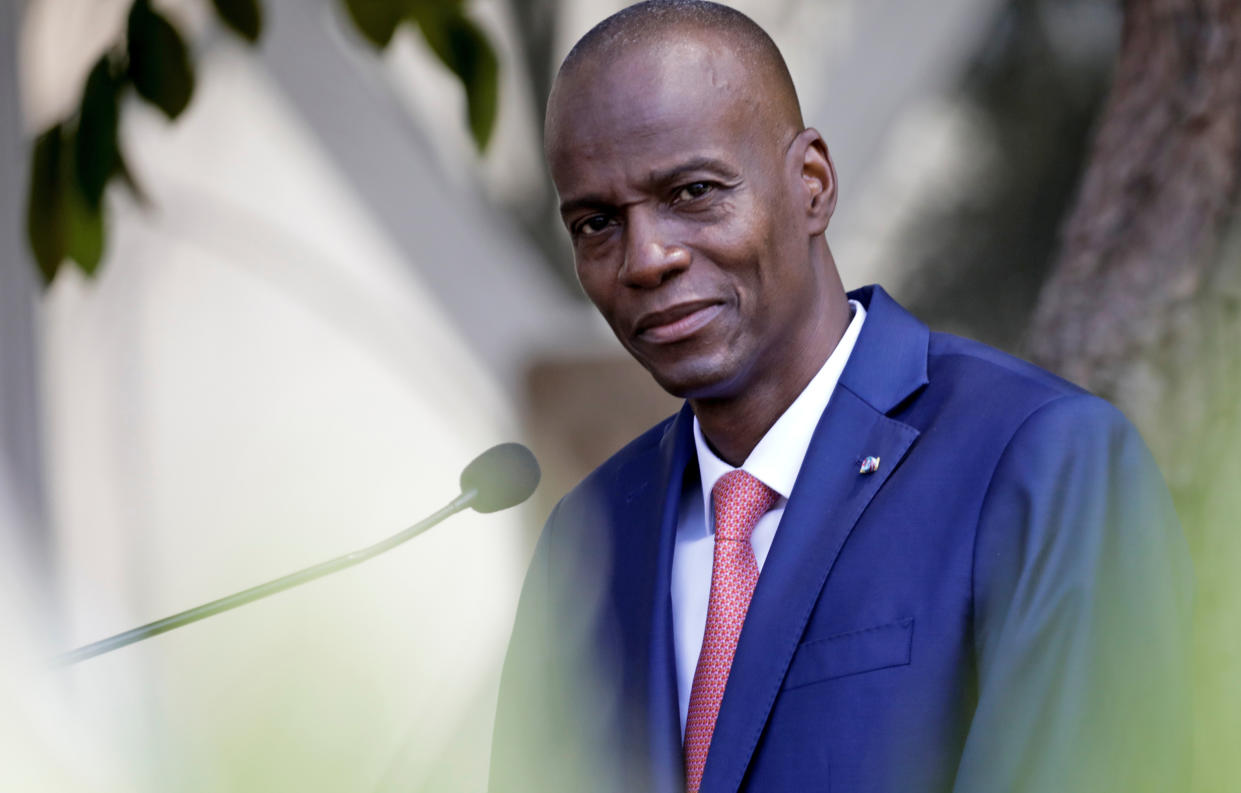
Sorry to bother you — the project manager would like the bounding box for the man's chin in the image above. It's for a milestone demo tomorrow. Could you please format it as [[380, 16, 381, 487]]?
[[642, 357, 741, 401]]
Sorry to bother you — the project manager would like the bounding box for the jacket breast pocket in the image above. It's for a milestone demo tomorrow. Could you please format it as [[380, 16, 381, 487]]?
[[783, 617, 914, 691]]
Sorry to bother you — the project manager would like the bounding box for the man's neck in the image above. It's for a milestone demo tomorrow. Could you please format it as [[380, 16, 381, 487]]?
[[691, 288, 851, 466]]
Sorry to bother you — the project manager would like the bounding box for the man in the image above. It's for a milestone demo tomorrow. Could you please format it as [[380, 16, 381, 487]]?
[[492, 3, 1191, 792]]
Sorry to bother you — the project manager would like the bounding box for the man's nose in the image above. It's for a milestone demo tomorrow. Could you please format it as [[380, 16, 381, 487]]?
[[620, 211, 690, 288]]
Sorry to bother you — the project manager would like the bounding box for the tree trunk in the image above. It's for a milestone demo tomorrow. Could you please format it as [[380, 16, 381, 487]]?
[[1026, 3, 1241, 791], [1026, 0, 1241, 481]]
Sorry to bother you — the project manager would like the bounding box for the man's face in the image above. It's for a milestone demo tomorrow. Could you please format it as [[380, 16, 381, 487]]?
[[546, 37, 826, 401]]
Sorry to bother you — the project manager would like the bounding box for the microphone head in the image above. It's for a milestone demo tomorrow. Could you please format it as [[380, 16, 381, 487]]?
[[459, 443, 541, 513]]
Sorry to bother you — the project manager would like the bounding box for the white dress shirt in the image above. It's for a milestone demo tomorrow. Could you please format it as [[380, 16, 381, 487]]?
[[670, 299, 867, 736]]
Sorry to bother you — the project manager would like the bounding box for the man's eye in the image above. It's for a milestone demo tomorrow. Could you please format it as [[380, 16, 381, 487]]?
[[576, 214, 613, 236], [675, 182, 712, 202]]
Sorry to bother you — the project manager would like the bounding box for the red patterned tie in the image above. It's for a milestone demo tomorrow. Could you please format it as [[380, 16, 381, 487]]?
[[683, 469, 779, 793]]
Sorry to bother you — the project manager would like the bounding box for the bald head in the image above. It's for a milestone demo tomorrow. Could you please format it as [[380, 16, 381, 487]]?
[[547, 1, 804, 154], [560, 1, 802, 108]]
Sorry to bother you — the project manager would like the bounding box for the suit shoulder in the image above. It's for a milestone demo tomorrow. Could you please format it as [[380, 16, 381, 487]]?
[[923, 331, 1114, 418], [551, 411, 680, 521], [927, 331, 1088, 402], [910, 331, 1143, 452]]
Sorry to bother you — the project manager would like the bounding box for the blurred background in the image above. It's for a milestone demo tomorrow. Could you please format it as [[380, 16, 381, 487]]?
[[2, 0, 1237, 790]]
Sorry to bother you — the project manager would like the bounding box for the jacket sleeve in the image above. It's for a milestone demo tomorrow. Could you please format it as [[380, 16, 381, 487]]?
[[488, 500, 622, 793], [489, 506, 562, 793], [953, 395, 1192, 793]]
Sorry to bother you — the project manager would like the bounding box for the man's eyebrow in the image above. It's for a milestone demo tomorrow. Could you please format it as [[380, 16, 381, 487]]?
[[648, 157, 740, 185], [559, 194, 615, 218], [559, 158, 741, 216]]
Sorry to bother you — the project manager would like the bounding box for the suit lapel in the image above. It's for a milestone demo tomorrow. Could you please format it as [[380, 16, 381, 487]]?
[[698, 285, 930, 793]]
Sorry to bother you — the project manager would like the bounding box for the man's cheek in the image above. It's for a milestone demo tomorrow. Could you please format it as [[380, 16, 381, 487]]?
[[576, 274, 612, 311]]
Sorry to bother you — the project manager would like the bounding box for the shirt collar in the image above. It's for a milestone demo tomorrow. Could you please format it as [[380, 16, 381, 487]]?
[[693, 299, 867, 530]]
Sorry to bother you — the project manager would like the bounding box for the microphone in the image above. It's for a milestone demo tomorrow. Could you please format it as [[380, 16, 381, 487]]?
[[54, 443, 540, 666]]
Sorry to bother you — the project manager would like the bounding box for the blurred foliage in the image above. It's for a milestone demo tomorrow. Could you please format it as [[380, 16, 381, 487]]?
[[210, 0, 263, 42], [896, 0, 1117, 353], [27, 124, 103, 281], [414, 5, 498, 149], [25, 0, 498, 286], [128, 0, 196, 119], [75, 56, 123, 209], [343, 0, 499, 148]]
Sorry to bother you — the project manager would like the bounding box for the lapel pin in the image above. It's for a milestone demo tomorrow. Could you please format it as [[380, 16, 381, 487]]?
[[859, 456, 881, 475]]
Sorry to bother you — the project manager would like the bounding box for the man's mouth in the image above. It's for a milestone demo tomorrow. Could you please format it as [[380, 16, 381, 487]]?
[[634, 301, 725, 344]]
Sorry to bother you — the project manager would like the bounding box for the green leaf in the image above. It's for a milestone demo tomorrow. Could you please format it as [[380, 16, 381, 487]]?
[[341, 0, 407, 48], [26, 125, 108, 284], [127, 0, 195, 119], [64, 160, 105, 277], [340, 0, 495, 147], [27, 126, 67, 284], [414, 7, 498, 150], [76, 55, 121, 209], [210, 0, 262, 42]]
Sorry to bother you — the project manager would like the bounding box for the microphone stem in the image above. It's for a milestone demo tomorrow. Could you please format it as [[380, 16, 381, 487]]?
[[54, 490, 477, 666]]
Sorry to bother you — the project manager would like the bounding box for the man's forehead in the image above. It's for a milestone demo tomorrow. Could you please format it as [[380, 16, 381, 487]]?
[[546, 33, 761, 154]]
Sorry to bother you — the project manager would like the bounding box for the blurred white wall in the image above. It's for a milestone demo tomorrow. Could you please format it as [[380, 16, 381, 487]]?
[[14, 3, 543, 791]]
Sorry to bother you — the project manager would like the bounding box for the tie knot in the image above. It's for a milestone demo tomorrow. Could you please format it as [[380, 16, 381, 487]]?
[[711, 469, 779, 542]]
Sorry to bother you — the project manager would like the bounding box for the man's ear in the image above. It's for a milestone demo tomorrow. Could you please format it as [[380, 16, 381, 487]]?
[[795, 128, 837, 235]]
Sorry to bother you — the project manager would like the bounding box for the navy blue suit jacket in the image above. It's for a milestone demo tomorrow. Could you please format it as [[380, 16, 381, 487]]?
[[491, 286, 1191, 793]]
